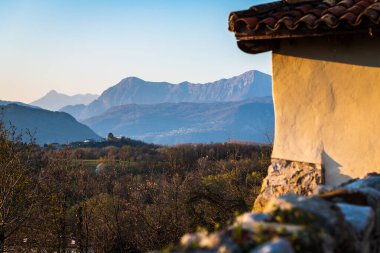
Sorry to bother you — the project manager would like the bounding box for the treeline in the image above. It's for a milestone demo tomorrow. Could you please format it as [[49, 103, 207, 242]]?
[[69, 135, 155, 149], [0, 123, 270, 253]]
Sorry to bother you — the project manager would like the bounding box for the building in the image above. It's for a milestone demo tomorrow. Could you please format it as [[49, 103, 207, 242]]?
[[229, 0, 380, 190]]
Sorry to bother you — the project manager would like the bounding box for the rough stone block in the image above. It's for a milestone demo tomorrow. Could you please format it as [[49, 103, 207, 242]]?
[[263, 195, 359, 252], [253, 159, 323, 211], [336, 203, 374, 240], [249, 238, 294, 253], [235, 213, 271, 224], [180, 231, 240, 253], [344, 173, 380, 192]]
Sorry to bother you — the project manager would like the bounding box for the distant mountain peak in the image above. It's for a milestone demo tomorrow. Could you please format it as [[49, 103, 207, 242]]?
[[31, 91, 99, 111], [119, 76, 145, 84], [47, 89, 59, 95]]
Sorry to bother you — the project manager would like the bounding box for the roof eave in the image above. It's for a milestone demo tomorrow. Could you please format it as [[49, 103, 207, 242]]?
[[237, 40, 279, 54], [235, 27, 379, 54]]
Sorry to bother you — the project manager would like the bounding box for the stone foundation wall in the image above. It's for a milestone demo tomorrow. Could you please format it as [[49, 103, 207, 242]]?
[[253, 158, 324, 211], [168, 173, 380, 253]]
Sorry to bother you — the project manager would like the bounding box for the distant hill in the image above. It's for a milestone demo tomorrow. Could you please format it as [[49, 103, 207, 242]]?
[[31, 90, 98, 111], [0, 100, 39, 108], [0, 104, 101, 145], [62, 70, 272, 120], [83, 98, 274, 145], [59, 104, 87, 118]]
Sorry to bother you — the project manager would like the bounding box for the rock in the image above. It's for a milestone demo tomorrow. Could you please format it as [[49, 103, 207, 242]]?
[[216, 241, 241, 253], [313, 185, 335, 195], [232, 220, 304, 235], [165, 173, 380, 253], [235, 213, 271, 224], [344, 173, 380, 192], [336, 203, 374, 240], [319, 188, 374, 206], [181, 231, 240, 253], [343, 187, 380, 240], [263, 195, 359, 252], [336, 203, 374, 253], [249, 238, 294, 253], [181, 232, 209, 247], [229, 216, 304, 251], [318, 184, 380, 240], [231, 213, 326, 252], [199, 233, 223, 249], [319, 185, 380, 253], [253, 159, 323, 211], [348, 188, 380, 242], [95, 163, 106, 173]]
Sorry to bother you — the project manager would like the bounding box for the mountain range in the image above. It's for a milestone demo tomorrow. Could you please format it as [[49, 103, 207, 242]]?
[[0, 70, 274, 145], [31, 90, 98, 111], [83, 98, 274, 145], [60, 70, 272, 121], [0, 103, 100, 145]]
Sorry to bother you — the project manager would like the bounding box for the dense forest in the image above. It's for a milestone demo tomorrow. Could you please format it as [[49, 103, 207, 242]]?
[[0, 123, 270, 253]]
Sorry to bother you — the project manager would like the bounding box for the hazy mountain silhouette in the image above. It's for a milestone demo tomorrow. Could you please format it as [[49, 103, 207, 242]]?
[[59, 104, 87, 119], [0, 100, 40, 108], [0, 104, 101, 145], [83, 98, 274, 145], [62, 70, 272, 120], [31, 90, 98, 111]]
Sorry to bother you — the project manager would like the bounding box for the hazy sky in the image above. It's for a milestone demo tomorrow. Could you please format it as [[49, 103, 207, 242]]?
[[0, 0, 272, 103]]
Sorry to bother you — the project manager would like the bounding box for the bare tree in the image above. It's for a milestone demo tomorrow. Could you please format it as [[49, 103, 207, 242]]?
[[0, 122, 39, 252]]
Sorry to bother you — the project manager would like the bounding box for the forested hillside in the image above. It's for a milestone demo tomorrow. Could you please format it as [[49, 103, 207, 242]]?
[[0, 123, 270, 252], [0, 104, 100, 144]]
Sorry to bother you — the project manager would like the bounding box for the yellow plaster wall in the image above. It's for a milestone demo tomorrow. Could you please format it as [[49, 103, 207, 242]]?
[[272, 37, 380, 185]]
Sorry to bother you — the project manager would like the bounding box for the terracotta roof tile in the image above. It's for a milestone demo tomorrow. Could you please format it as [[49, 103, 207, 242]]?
[[296, 13, 319, 27], [363, 9, 380, 22], [277, 16, 297, 28], [339, 12, 358, 23], [295, 4, 315, 13], [338, 0, 355, 8], [323, 5, 347, 16], [319, 12, 340, 26], [307, 8, 324, 16], [272, 10, 294, 19], [346, 4, 365, 15], [287, 9, 305, 17], [229, 0, 380, 41], [356, 0, 372, 8], [259, 17, 279, 27], [242, 17, 259, 29]]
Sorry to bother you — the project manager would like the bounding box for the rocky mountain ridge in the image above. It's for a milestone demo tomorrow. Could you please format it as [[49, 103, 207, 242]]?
[[61, 70, 272, 121]]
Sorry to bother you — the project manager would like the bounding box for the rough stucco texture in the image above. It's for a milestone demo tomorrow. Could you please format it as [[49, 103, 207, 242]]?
[[272, 37, 380, 185]]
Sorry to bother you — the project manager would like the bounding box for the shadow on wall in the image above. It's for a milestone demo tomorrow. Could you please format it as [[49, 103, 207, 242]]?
[[276, 35, 380, 68], [322, 151, 352, 186]]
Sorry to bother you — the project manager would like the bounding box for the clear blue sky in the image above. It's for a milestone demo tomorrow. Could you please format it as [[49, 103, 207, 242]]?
[[0, 0, 272, 103]]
